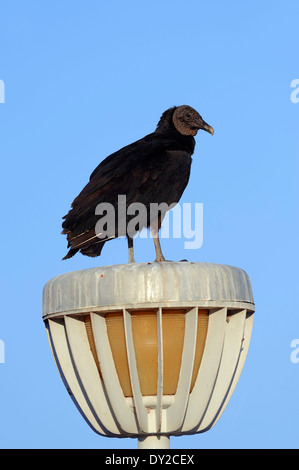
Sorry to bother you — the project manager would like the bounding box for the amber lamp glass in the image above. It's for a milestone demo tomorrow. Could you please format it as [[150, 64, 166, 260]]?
[[85, 309, 208, 397]]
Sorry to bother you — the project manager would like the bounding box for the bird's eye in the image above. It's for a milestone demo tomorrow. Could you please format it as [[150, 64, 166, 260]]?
[[185, 112, 191, 119]]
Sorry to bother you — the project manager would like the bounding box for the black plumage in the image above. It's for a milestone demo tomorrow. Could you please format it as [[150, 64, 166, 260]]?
[[62, 105, 213, 262]]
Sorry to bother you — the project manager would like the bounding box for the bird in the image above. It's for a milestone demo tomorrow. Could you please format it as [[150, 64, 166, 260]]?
[[62, 105, 214, 263]]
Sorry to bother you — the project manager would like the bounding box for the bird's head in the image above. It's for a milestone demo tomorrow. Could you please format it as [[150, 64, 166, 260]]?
[[172, 105, 214, 137]]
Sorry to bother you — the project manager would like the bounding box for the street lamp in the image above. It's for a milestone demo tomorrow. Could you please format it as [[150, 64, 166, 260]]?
[[42, 262, 254, 449]]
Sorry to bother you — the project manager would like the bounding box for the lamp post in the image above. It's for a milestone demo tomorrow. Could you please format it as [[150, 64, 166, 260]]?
[[42, 262, 254, 449]]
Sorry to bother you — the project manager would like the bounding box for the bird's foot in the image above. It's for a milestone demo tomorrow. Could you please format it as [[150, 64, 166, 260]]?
[[152, 259, 188, 263], [154, 256, 166, 262]]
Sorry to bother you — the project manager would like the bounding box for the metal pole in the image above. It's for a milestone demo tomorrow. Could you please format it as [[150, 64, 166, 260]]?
[[138, 435, 170, 449]]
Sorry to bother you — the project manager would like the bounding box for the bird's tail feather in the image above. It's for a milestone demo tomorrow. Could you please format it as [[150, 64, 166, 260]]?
[[62, 247, 79, 260]]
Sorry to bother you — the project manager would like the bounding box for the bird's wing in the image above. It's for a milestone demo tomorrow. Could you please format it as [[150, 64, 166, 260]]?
[[62, 133, 184, 229], [61, 133, 192, 257]]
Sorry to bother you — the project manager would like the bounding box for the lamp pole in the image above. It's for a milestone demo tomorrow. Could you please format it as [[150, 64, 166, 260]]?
[[138, 436, 170, 449]]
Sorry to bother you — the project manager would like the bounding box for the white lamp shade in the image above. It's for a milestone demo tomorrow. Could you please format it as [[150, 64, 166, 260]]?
[[42, 262, 254, 440]]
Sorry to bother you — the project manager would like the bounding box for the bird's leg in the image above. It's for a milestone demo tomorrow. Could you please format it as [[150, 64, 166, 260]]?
[[127, 236, 136, 263], [150, 224, 165, 262]]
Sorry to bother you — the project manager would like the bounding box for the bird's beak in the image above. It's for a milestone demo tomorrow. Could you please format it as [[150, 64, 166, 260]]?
[[200, 120, 214, 135], [191, 118, 214, 136]]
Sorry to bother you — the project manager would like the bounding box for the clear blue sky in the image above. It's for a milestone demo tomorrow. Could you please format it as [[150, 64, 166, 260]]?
[[0, 1, 298, 449]]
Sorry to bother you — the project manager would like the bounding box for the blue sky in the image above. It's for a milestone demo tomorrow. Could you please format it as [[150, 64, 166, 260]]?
[[0, 1, 298, 449]]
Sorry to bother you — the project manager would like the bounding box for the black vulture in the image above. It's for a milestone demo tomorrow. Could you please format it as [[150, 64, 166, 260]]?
[[62, 105, 213, 262]]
